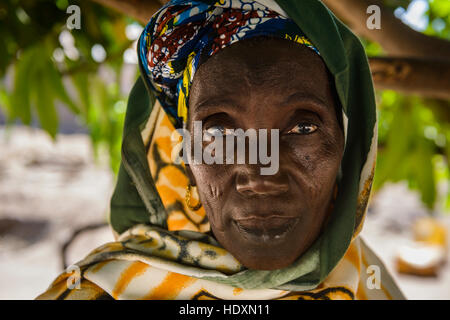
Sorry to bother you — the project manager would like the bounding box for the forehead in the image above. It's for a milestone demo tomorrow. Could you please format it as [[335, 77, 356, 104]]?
[[190, 38, 334, 108]]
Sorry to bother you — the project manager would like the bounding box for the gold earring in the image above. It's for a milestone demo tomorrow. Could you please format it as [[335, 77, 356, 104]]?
[[185, 184, 202, 211]]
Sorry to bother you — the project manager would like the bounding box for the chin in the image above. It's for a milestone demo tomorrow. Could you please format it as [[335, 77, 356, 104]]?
[[233, 236, 307, 270], [211, 217, 314, 270]]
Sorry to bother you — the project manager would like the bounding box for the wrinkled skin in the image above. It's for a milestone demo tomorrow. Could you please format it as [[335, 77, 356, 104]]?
[[185, 38, 344, 270]]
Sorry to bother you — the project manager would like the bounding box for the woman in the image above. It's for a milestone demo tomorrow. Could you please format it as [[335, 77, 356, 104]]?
[[38, 0, 405, 300]]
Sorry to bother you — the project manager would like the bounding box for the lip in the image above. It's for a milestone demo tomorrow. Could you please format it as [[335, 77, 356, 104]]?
[[234, 215, 299, 244]]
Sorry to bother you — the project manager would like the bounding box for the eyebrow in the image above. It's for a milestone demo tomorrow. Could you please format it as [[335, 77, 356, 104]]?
[[192, 92, 331, 120], [280, 92, 330, 111], [192, 97, 242, 118]]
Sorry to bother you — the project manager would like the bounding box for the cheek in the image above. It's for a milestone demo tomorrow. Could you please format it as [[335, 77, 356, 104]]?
[[285, 136, 342, 202], [189, 164, 230, 227]]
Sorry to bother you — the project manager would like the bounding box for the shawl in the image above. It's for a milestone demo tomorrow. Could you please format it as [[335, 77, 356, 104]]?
[[37, 0, 405, 300]]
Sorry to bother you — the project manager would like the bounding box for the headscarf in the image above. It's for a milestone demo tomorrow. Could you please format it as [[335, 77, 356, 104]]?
[[139, 0, 319, 128], [37, 0, 405, 300]]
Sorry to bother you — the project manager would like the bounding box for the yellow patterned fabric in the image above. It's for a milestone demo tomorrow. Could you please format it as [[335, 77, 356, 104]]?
[[37, 104, 404, 300], [147, 107, 210, 233], [35, 224, 392, 300], [36, 225, 398, 300]]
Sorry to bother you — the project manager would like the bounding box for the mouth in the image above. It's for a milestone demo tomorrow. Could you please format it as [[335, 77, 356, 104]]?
[[234, 215, 299, 244]]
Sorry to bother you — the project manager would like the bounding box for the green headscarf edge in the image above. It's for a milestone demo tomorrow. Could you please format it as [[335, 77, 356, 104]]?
[[109, 0, 376, 290]]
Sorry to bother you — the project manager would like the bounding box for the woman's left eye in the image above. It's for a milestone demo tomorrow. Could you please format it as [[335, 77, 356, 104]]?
[[205, 125, 234, 137], [205, 126, 225, 136], [287, 123, 318, 135]]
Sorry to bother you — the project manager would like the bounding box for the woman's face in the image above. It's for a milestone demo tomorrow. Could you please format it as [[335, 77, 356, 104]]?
[[186, 38, 344, 270]]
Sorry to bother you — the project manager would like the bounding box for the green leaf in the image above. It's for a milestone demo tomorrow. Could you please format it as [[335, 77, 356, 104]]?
[[11, 47, 38, 124], [34, 73, 58, 138], [30, 47, 59, 138], [374, 97, 413, 189], [0, 85, 11, 117], [46, 58, 80, 114], [71, 72, 90, 117], [413, 140, 437, 208]]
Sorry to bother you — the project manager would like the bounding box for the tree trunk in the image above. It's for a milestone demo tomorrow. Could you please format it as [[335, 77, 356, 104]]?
[[91, 0, 161, 23], [321, 0, 450, 61], [369, 57, 450, 100]]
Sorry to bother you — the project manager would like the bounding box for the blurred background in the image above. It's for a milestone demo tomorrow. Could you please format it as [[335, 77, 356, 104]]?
[[0, 0, 449, 299]]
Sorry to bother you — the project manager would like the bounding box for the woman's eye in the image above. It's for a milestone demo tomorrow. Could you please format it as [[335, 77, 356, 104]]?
[[288, 123, 318, 135], [205, 125, 234, 137]]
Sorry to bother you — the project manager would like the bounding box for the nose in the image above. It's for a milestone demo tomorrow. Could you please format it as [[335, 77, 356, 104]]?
[[235, 165, 289, 197]]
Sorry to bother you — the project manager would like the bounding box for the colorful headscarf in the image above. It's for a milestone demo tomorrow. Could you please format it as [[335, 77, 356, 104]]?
[[139, 0, 319, 128]]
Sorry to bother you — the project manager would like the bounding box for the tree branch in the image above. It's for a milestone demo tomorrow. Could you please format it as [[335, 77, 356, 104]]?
[[368, 57, 450, 100], [61, 222, 109, 269], [321, 0, 450, 61], [91, 0, 163, 24]]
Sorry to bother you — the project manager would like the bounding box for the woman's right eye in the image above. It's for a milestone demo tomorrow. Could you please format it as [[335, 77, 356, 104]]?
[[287, 123, 318, 135], [205, 125, 234, 136]]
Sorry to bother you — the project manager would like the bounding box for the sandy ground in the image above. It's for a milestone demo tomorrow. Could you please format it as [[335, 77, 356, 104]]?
[[0, 126, 448, 300], [0, 126, 114, 299], [361, 185, 450, 299]]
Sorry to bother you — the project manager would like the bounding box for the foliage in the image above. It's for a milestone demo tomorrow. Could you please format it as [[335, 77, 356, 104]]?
[[374, 92, 450, 211], [372, 0, 450, 212], [0, 0, 133, 172], [0, 0, 448, 211]]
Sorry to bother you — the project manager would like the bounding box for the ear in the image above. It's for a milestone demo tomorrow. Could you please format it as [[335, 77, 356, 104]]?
[[184, 164, 197, 187]]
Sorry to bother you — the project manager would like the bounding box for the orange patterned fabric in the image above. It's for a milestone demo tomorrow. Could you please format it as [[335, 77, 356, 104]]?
[[147, 105, 210, 233]]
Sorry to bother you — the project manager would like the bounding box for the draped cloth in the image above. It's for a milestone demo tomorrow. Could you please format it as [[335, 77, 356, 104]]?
[[37, 0, 406, 300]]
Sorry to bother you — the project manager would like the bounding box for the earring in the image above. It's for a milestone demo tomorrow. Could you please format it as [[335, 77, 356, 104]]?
[[185, 184, 202, 211]]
